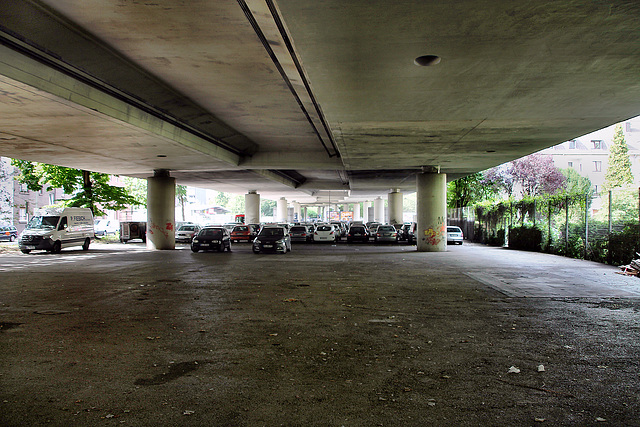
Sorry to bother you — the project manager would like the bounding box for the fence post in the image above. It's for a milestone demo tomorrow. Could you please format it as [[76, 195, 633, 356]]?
[[584, 193, 589, 259], [565, 196, 569, 255], [548, 201, 552, 251], [608, 190, 612, 265]]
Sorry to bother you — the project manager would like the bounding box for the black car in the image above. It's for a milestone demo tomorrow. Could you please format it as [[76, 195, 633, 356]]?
[[0, 225, 18, 242], [346, 225, 370, 243], [252, 226, 291, 254], [191, 227, 231, 252], [401, 222, 417, 244]]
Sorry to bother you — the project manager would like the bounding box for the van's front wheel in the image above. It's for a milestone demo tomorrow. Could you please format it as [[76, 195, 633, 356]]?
[[82, 238, 90, 251], [51, 241, 61, 254]]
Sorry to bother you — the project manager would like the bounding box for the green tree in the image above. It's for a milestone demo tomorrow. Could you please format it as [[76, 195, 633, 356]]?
[[11, 160, 142, 216], [176, 185, 187, 221], [604, 124, 634, 189], [560, 168, 593, 196], [122, 176, 147, 205], [261, 199, 276, 217], [448, 172, 498, 208], [215, 191, 230, 207]]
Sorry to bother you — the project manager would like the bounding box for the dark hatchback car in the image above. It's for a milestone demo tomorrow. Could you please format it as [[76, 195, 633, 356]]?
[[346, 225, 370, 243], [191, 227, 231, 252], [252, 226, 291, 254], [0, 225, 18, 242], [289, 225, 313, 242]]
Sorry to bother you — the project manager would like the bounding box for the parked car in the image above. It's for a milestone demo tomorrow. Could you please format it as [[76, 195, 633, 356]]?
[[447, 226, 464, 245], [367, 222, 382, 237], [252, 226, 291, 254], [191, 227, 231, 252], [346, 224, 369, 243], [120, 221, 146, 243], [401, 222, 417, 243], [94, 219, 119, 237], [175, 224, 201, 243], [289, 225, 314, 242], [374, 224, 399, 243], [314, 224, 337, 242], [230, 224, 256, 242], [0, 225, 18, 242], [330, 222, 346, 240]]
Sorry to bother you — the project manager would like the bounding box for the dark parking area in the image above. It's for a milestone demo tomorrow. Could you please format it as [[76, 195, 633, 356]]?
[[1, 242, 639, 426]]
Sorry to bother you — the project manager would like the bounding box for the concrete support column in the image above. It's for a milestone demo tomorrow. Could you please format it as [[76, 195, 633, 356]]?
[[146, 169, 175, 250], [373, 197, 384, 223], [388, 189, 403, 224], [353, 202, 362, 222], [277, 197, 288, 222], [302, 206, 308, 222], [416, 172, 447, 252], [292, 201, 301, 222], [363, 201, 372, 222], [245, 191, 260, 224]]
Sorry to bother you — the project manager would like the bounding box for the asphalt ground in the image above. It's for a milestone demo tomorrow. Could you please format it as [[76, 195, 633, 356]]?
[[0, 240, 639, 426]]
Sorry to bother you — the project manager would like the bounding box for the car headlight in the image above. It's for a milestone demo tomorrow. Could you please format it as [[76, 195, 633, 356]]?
[[275, 239, 284, 245], [192, 239, 199, 243], [254, 239, 261, 245]]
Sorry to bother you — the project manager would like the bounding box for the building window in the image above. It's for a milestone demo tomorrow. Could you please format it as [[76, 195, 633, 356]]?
[[594, 185, 599, 196], [592, 140, 603, 149], [593, 161, 602, 172], [568, 140, 576, 149], [19, 183, 29, 194], [567, 161, 573, 168], [49, 193, 55, 205], [19, 208, 27, 223], [579, 163, 583, 172]]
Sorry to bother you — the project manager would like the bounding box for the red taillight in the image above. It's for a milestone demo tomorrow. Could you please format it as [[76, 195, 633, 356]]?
[[315, 232, 318, 235]]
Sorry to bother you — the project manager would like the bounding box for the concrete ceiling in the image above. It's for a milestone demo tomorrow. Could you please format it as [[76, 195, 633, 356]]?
[[0, 0, 639, 204]]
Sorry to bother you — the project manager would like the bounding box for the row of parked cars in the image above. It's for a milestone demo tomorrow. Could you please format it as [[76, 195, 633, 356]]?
[[179, 221, 464, 253]]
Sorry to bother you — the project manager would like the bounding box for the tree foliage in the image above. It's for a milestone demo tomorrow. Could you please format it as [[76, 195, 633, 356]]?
[[604, 124, 634, 189], [11, 160, 142, 216], [447, 172, 498, 208], [482, 153, 565, 199]]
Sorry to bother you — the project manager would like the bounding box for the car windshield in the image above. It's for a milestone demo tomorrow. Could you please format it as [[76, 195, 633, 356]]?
[[351, 226, 365, 232], [200, 228, 223, 238], [378, 226, 395, 232], [26, 216, 59, 230], [317, 225, 332, 232], [447, 227, 461, 233], [259, 228, 284, 237], [290, 226, 306, 233], [179, 225, 196, 231]]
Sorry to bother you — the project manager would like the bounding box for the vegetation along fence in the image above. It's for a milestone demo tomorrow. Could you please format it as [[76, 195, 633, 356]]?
[[448, 186, 640, 266]]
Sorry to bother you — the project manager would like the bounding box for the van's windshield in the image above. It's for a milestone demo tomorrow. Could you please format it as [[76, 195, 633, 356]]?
[[26, 216, 60, 230]]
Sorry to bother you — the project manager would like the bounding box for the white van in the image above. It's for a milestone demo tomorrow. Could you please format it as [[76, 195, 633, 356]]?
[[19, 207, 94, 254]]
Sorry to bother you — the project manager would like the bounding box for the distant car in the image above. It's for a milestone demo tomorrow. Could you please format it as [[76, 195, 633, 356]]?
[[314, 224, 337, 242], [374, 225, 398, 243], [346, 225, 370, 243], [94, 219, 119, 237], [191, 227, 231, 252], [0, 225, 18, 242], [447, 226, 464, 245], [253, 226, 291, 254], [289, 225, 313, 242], [175, 224, 201, 243], [367, 222, 382, 237], [330, 222, 346, 240], [401, 222, 417, 244], [230, 224, 256, 242]]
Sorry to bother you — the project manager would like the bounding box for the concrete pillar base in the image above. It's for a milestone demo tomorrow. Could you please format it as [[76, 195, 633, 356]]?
[[416, 172, 447, 252], [146, 170, 175, 250]]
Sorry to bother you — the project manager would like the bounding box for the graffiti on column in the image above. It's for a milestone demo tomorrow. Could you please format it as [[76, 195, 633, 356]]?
[[423, 224, 446, 246]]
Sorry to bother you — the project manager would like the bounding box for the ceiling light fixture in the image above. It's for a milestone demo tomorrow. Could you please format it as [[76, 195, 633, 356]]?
[[157, 154, 167, 158], [414, 55, 441, 66]]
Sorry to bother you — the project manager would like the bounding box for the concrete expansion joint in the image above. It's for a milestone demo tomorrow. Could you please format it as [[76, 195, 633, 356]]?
[[421, 165, 441, 174], [153, 169, 171, 178]]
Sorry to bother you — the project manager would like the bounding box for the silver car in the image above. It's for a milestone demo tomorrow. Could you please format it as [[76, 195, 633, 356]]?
[[447, 226, 464, 245], [373, 225, 398, 243]]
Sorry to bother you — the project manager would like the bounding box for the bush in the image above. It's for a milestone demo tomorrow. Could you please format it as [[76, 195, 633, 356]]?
[[509, 226, 542, 251]]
